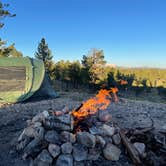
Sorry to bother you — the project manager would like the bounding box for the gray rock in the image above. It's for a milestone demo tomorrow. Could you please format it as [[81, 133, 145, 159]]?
[[133, 142, 145, 155], [48, 144, 60, 158], [44, 130, 60, 144], [61, 142, 73, 154], [42, 110, 50, 118], [74, 161, 85, 166], [162, 124, 166, 130], [54, 114, 73, 125], [32, 111, 49, 123], [101, 124, 115, 136], [22, 126, 36, 138], [60, 131, 76, 143], [23, 139, 48, 159], [17, 136, 32, 151], [112, 133, 121, 145], [96, 135, 106, 147], [26, 121, 42, 128], [56, 154, 73, 166], [76, 132, 96, 148], [45, 114, 73, 131], [103, 136, 113, 144], [103, 143, 121, 161], [34, 149, 53, 166], [33, 122, 42, 128], [19, 126, 45, 141], [44, 120, 72, 131], [73, 143, 88, 161], [98, 110, 112, 122], [34, 126, 45, 140], [87, 148, 101, 160], [89, 126, 101, 135], [28, 157, 34, 166]]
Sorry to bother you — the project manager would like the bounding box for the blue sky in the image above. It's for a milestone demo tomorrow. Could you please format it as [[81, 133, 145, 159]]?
[[1, 0, 166, 68]]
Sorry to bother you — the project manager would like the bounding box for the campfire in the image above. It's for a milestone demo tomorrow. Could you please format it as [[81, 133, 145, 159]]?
[[16, 89, 166, 166], [71, 88, 118, 133]]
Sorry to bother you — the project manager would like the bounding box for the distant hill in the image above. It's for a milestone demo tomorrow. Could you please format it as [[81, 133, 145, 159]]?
[[114, 67, 166, 87]]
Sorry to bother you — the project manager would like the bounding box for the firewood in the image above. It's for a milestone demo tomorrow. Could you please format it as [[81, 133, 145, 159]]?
[[159, 129, 166, 135], [132, 127, 154, 135], [119, 129, 142, 165]]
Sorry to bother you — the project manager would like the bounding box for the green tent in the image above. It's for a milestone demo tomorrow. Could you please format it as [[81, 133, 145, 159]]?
[[0, 57, 56, 103]]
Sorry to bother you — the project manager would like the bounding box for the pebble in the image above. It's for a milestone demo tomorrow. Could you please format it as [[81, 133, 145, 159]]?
[[76, 132, 96, 148], [56, 154, 73, 166], [103, 143, 121, 161], [48, 144, 60, 158], [61, 142, 73, 154]]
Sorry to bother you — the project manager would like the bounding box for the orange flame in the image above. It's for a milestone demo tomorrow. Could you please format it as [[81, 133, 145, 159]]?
[[72, 88, 118, 119]]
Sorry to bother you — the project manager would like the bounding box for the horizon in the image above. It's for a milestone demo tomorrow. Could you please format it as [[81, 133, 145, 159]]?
[[0, 0, 166, 68]]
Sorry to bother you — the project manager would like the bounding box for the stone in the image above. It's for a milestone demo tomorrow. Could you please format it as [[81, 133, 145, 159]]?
[[32, 113, 44, 123], [101, 124, 115, 136], [22, 126, 36, 138], [76, 132, 96, 148], [74, 161, 85, 166], [96, 135, 106, 148], [34, 149, 53, 166], [44, 120, 72, 131], [89, 126, 101, 135], [32, 111, 49, 123], [73, 143, 88, 161], [34, 126, 45, 140], [162, 124, 166, 130], [103, 143, 121, 161], [18, 128, 27, 142], [33, 122, 42, 128], [28, 157, 34, 166], [56, 154, 73, 166], [98, 110, 112, 122], [87, 148, 101, 160], [61, 142, 73, 154], [23, 139, 48, 159], [60, 131, 76, 143], [42, 110, 49, 118], [112, 133, 121, 145], [54, 114, 73, 125], [17, 136, 32, 151], [48, 144, 60, 158], [45, 114, 74, 131], [19, 126, 45, 140], [133, 142, 145, 155], [44, 130, 60, 144], [103, 136, 113, 144]]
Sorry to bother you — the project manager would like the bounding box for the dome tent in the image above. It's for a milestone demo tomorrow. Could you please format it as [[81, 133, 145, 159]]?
[[0, 57, 58, 103]]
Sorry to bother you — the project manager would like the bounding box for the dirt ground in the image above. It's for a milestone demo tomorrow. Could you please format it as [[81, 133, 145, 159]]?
[[0, 91, 166, 166]]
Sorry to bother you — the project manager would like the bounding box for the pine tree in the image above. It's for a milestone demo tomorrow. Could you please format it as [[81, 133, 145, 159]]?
[[35, 38, 53, 71], [0, 0, 15, 28], [81, 48, 107, 86]]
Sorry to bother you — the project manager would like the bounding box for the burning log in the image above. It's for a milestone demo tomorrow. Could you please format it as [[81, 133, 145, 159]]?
[[71, 88, 117, 119], [71, 88, 118, 132]]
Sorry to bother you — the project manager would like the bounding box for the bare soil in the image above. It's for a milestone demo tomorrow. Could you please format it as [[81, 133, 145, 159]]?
[[0, 91, 166, 166]]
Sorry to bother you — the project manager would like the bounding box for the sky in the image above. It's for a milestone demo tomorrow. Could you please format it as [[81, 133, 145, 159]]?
[[0, 0, 166, 68]]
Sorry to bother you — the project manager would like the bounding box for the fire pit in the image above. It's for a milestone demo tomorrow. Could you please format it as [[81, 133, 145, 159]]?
[[16, 89, 166, 165]]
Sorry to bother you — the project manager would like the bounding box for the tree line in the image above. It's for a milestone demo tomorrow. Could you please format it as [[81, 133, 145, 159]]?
[[34, 38, 166, 96]]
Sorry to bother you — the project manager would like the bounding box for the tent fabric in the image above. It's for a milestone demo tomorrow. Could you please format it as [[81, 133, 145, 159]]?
[[0, 57, 45, 103], [0, 66, 26, 92]]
